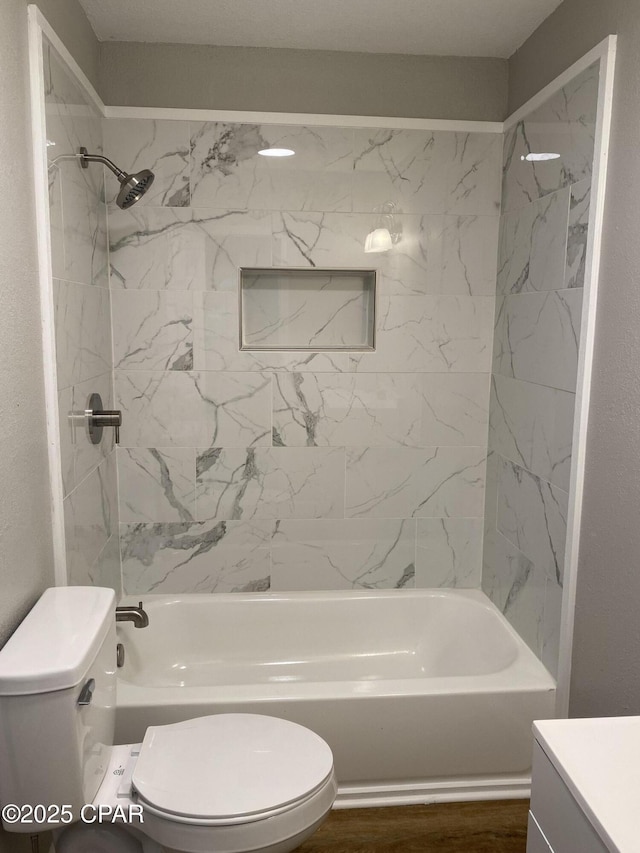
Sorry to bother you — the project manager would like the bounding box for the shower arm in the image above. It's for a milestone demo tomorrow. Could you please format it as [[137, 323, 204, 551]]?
[[78, 147, 127, 180], [47, 147, 128, 180]]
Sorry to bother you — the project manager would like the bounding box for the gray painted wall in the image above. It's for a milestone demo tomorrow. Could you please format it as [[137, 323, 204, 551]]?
[[0, 1, 97, 844], [510, 0, 640, 717], [99, 42, 508, 121]]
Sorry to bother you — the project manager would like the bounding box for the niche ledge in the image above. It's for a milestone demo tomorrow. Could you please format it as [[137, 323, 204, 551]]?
[[239, 267, 376, 352]]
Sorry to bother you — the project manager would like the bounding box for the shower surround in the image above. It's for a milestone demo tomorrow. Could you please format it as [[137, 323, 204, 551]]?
[[39, 18, 603, 684], [104, 121, 502, 596]]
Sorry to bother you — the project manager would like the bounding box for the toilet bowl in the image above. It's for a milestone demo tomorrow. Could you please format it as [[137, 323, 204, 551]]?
[[0, 588, 337, 853]]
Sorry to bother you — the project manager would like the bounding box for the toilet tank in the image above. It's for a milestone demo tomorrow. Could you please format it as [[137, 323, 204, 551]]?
[[0, 587, 117, 832]]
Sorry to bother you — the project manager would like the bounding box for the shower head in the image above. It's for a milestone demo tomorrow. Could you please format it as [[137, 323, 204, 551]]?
[[114, 169, 155, 209], [79, 147, 155, 209]]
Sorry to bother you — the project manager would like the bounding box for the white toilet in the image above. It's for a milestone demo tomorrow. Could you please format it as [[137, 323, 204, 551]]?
[[0, 587, 337, 853]]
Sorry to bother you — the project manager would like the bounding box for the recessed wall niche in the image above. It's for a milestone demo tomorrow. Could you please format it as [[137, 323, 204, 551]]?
[[239, 268, 376, 351]]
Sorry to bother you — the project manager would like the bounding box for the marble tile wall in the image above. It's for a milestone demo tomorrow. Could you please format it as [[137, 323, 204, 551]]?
[[105, 118, 503, 595], [482, 62, 599, 677], [44, 39, 120, 595]]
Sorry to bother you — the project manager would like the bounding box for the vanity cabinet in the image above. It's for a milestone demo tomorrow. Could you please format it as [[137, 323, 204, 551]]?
[[527, 717, 640, 853]]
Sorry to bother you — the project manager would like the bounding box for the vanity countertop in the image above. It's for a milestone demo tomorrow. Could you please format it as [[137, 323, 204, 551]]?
[[534, 716, 640, 853]]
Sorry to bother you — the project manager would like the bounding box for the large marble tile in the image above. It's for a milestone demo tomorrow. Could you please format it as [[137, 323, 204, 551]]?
[[192, 209, 272, 289], [493, 289, 582, 392], [195, 447, 345, 521], [54, 279, 112, 389], [351, 129, 501, 215], [502, 62, 599, 214], [193, 292, 350, 372], [112, 290, 193, 370], [489, 374, 575, 491], [482, 525, 545, 656], [58, 372, 116, 497], [117, 447, 196, 523], [439, 215, 500, 296], [115, 371, 271, 448], [271, 518, 415, 590], [121, 520, 272, 594], [350, 295, 494, 373], [272, 373, 421, 447], [272, 211, 499, 297], [60, 158, 108, 287], [73, 534, 122, 597], [565, 179, 591, 289], [345, 447, 486, 519], [497, 456, 568, 585], [497, 189, 570, 295], [108, 207, 203, 290], [103, 118, 190, 206], [415, 518, 483, 588], [419, 373, 490, 446], [190, 122, 354, 211], [64, 451, 116, 584]]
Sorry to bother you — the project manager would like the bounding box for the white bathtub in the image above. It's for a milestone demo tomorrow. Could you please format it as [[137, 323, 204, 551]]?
[[115, 589, 555, 807]]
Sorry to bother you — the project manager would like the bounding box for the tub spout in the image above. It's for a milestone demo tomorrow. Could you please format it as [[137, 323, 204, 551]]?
[[116, 601, 149, 628]]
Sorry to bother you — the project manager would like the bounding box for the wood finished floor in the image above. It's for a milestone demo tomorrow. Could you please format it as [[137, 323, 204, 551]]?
[[296, 801, 530, 853]]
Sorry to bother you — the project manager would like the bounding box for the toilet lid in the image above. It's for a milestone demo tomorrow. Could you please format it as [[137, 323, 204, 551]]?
[[132, 713, 334, 823]]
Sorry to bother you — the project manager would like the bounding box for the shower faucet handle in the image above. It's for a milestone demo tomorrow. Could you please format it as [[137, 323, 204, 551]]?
[[86, 392, 122, 445]]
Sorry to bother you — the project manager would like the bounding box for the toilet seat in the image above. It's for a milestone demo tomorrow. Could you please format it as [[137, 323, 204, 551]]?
[[132, 713, 335, 826]]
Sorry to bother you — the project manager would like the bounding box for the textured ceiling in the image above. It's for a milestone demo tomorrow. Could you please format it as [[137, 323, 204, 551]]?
[[79, 0, 563, 58]]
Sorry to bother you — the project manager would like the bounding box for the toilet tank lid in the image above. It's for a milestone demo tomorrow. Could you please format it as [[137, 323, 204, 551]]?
[[0, 587, 116, 695]]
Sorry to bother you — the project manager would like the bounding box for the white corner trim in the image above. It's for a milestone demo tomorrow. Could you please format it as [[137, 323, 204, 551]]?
[[504, 35, 616, 131], [27, 6, 68, 585], [555, 35, 618, 719], [103, 105, 503, 133]]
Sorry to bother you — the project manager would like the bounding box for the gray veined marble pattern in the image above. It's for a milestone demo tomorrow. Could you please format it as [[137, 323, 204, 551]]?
[[496, 456, 568, 586], [121, 520, 273, 594], [418, 374, 490, 447], [108, 208, 203, 290], [271, 519, 415, 590], [345, 447, 486, 519], [64, 451, 117, 586], [349, 294, 494, 373], [272, 373, 421, 448], [271, 372, 489, 448], [497, 188, 570, 295], [115, 371, 271, 448], [103, 118, 191, 207], [193, 292, 350, 373], [351, 128, 502, 216], [111, 290, 193, 370], [59, 372, 116, 498], [565, 179, 591, 289], [272, 211, 499, 297], [53, 280, 112, 390], [190, 123, 354, 211], [195, 447, 345, 521], [489, 374, 575, 492], [117, 448, 196, 523], [481, 525, 545, 657], [493, 288, 583, 393], [416, 518, 483, 588], [502, 62, 599, 214]]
